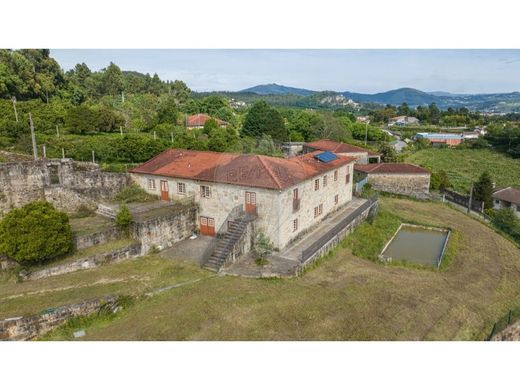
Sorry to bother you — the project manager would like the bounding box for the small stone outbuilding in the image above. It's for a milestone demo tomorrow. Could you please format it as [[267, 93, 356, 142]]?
[[354, 163, 430, 197]]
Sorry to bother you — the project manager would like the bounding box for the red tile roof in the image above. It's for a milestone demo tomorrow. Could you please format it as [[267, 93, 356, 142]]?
[[186, 114, 228, 127], [354, 163, 430, 175], [493, 187, 520, 204], [129, 149, 355, 190], [304, 139, 380, 156]]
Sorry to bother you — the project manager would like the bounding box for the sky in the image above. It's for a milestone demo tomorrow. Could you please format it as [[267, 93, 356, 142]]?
[[50, 49, 520, 94]]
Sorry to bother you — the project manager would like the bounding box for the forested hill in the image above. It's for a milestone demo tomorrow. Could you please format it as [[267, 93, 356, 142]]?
[[240, 83, 315, 96]]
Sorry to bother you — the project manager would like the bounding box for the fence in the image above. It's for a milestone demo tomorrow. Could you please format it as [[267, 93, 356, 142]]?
[[487, 306, 520, 340], [301, 196, 378, 263], [443, 189, 484, 214]]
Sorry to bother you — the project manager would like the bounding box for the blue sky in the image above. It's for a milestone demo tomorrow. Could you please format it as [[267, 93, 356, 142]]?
[[51, 49, 520, 94]]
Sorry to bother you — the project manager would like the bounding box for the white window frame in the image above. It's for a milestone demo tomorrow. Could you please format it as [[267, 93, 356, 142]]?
[[334, 194, 339, 205], [293, 218, 298, 232], [334, 170, 338, 181], [148, 178, 156, 190], [314, 178, 320, 191], [323, 175, 328, 187], [200, 185, 211, 198], [177, 182, 186, 194]]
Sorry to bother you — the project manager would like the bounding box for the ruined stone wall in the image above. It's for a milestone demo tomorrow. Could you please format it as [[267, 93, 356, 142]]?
[[0, 159, 130, 216], [365, 173, 430, 197], [74, 225, 123, 251], [132, 204, 198, 254], [0, 296, 119, 341]]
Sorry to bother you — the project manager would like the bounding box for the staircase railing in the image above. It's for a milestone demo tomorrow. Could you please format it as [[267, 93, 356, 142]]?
[[201, 205, 245, 265]]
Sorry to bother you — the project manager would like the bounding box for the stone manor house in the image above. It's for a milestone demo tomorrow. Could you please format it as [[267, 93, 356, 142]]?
[[129, 148, 356, 251]]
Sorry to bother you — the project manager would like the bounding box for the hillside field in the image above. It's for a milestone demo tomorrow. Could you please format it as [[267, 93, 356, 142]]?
[[405, 148, 520, 193], [2, 198, 516, 341]]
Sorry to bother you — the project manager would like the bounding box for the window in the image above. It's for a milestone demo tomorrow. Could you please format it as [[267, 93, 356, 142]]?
[[494, 199, 499, 204], [314, 179, 320, 191], [293, 188, 300, 212], [293, 188, 299, 200], [319, 204, 323, 215], [293, 219, 298, 232], [346, 174, 350, 184], [323, 175, 328, 187], [517, 205, 520, 212], [314, 206, 319, 218], [148, 179, 156, 190], [177, 182, 186, 194], [200, 185, 211, 198], [334, 170, 338, 181], [334, 194, 339, 205]]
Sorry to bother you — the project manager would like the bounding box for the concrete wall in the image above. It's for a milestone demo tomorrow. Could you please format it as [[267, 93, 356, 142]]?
[[0, 296, 119, 341], [130, 161, 354, 250], [363, 173, 430, 197], [0, 159, 130, 216]]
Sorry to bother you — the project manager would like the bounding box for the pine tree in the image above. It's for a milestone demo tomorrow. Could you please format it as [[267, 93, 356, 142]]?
[[473, 171, 494, 210]]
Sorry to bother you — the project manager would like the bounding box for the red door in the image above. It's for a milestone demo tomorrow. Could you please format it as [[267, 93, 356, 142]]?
[[245, 191, 257, 215], [160, 180, 169, 201], [200, 216, 215, 236]]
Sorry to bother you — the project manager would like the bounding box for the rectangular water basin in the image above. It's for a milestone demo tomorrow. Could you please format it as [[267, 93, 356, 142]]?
[[380, 224, 450, 268]]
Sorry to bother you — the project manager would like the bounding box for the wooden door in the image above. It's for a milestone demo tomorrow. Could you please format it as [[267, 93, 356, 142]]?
[[200, 216, 215, 236], [160, 180, 169, 201], [245, 191, 257, 215]]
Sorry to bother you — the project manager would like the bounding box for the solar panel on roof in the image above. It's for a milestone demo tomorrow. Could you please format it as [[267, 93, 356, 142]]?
[[315, 151, 337, 163]]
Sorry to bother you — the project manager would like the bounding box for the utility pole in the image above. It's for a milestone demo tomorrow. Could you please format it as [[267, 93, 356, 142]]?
[[12, 97, 19, 122], [56, 124, 60, 138], [171, 132, 174, 144], [121, 91, 125, 103], [364, 120, 369, 146], [154, 131, 157, 140], [62, 148, 65, 159], [43, 145, 47, 159], [29, 113, 38, 160], [92, 150, 95, 164], [467, 183, 474, 214], [120, 126, 123, 137]]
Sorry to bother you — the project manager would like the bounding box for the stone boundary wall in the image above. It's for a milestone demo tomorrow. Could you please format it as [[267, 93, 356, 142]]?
[[0, 159, 130, 216], [299, 199, 378, 271], [491, 320, 520, 341], [74, 225, 123, 250], [20, 243, 141, 281], [0, 296, 119, 341]]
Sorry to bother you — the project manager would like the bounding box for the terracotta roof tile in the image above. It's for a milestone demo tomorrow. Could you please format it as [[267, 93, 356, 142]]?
[[129, 149, 355, 190], [493, 187, 520, 204], [354, 163, 430, 174], [186, 114, 228, 127]]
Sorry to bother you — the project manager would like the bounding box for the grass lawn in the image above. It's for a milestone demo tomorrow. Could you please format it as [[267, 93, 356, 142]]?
[[405, 148, 520, 193], [70, 215, 114, 236], [26, 197, 520, 341]]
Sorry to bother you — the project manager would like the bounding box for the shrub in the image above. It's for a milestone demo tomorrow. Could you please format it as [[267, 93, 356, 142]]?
[[491, 208, 520, 243], [0, 201, 73, 264], [113, 183, 158, 203], [115, 204, 133, 234], [254, 231, 273, 260]]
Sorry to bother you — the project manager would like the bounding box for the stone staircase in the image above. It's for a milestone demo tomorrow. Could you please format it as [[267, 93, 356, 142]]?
[[96, 204, 117, 219], [203, 216, 253, 272]]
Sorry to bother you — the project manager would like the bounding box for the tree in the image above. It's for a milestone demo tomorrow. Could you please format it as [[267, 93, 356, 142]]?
[[115, 204, 133, 234], [430, 170, 450, 191], [473, 171, 494, 210], [378, 144, 398, 162], [100, 62, 124, 96], [0, 201, 72, 264], [242, 101, 287, 142], [491, 208, 520, 243]]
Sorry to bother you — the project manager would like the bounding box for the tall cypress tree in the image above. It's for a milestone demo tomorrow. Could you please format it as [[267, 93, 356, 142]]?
[[473, 171, 494, 210]]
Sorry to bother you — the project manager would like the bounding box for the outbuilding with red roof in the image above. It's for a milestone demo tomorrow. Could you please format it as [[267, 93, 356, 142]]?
[[303, 139, 380, 163]]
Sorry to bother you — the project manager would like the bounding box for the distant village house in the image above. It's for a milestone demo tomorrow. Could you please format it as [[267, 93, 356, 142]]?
[[492, 187, 520, 218], [388, 116, 420, 127], [185, 114, 229, 129], [303, 139, 381, 164]]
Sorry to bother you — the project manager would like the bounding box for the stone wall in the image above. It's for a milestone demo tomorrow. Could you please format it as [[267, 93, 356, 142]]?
[[364, 173, 430, 197], [20, 243, 141, 281], [491, 320, 520, 341], [0, 159, 130, 216], [132, 203, 198, 254], [0, 296, 119, 341], [74, 225, 123, 250]]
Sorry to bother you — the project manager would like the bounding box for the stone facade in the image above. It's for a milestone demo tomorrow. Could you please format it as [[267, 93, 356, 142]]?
[[0, 159, 130, 216], [0, 296, 119, 341], [132, 203, 198, 254], [130, 161, 354, 250], [361, 173, 430, 197]]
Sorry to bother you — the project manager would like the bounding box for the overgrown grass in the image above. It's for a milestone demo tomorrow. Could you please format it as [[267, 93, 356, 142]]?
[[406, 148, 520, 193], [342, 208, 402, 261], [113, 183, 158, 203], [39, 296, 135, 341]]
